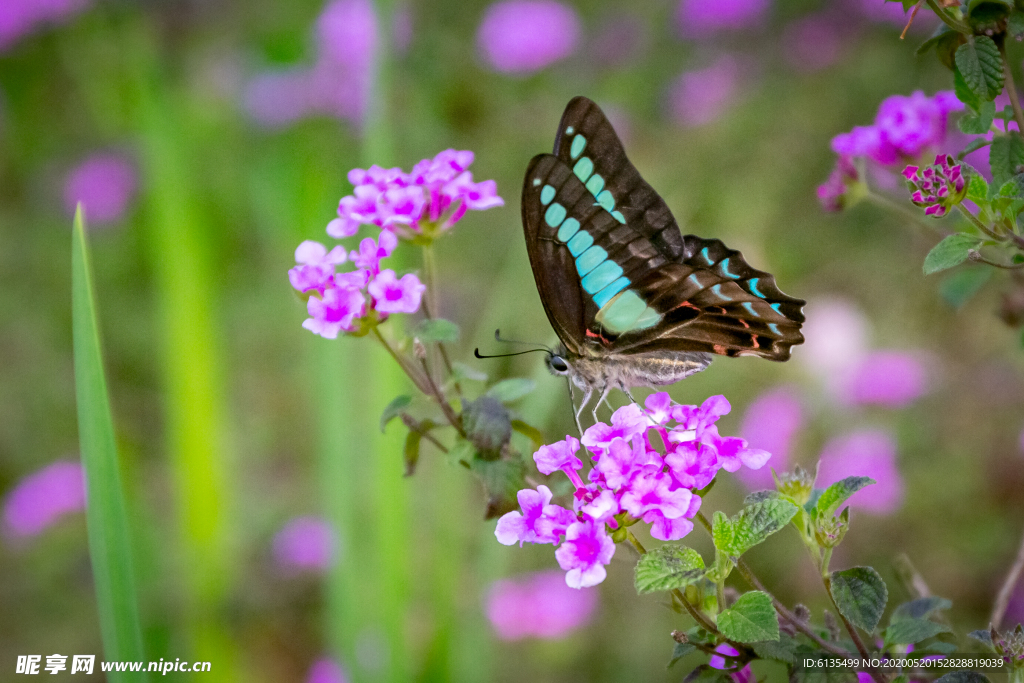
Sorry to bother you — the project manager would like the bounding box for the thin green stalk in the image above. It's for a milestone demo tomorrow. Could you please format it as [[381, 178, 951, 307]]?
[[863, 192, 943, 235], [72, 208, 150, 683], [421, 243, 461, 396], [1000, 45, 1024, 136], [925, 0, 971, 33], [957, 204, 1002, 240]]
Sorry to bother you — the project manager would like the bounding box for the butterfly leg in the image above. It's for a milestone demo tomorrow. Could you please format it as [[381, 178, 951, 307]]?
[[575, 387, 593, 433], [592, 385, 611, 423]]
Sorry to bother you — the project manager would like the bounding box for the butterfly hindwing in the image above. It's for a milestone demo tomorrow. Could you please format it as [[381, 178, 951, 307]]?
[[522, 97, 805, 362]]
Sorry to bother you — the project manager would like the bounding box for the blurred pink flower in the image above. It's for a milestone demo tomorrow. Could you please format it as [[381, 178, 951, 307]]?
[[736, 387, 804, 490], [590, 14, 648, 67], [476, 1, 581, 74], [839, 350, 928, 408], [0, 0, 90, 51], [782, 15, 843, 73], [854, 0, 910, 25], [816, 430, 903, 515], [366, 269, 425, 314], [1006, 585, 1024, 626], [3, 460, 85, 538], [798, 298, 869, 377], [243, 0, 377, 128], [63, 153, 137, 225], [273, 516, 336, 572], [485, 570, 598, 639], [306, 658, 349, 683], [669, 56, 741, 128], [676, 0, 770, 37]]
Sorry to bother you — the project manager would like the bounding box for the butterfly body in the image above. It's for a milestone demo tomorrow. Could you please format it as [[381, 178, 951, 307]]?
[[522, 97, 805, 426]]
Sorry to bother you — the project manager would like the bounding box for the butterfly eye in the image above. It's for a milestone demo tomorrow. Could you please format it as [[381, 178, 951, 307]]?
[[549, 356, 570, 374]]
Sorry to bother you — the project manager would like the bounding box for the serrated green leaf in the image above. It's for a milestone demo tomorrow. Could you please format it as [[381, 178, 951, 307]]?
[[412, 317, 460, 343], [967, 170, 990, 201], [924, 234, 983, 275], [743, 490, 782, 505], [715, 498, 799, 558], [955, 66, 983, 112], [792, 646, 859, 683], [829, 567, 888, 632], [892, 596, 952, 621], [935, 673, 990, 683], [923, 641, 960, 654], [485, 378, 536, 403], [635, 545, 706, 594], [668, 641, 697, 668], [816, 477, 876, 519], [751, 634, 798, 664], [955, 37, 1005, 102], [717, 591, 779, 643], [884, 618, 951, 646], [380, 394, 413, 432], [1000, 173, 1024, 199], [1010, 10, 1024, 38], [940, 266, 992, 308], [968, 629, 993, 645], [958, 100, 995, 134]]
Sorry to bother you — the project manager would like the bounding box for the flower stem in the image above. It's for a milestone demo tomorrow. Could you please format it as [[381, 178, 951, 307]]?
[[372, 326, 433, 396], [822, 572, 887, 683], [957, 204, 1003, 240], [925, 0, 971, 33], [991, 523, 1024, 629], [863, 191, 943, 235], [420, 243, 462, 397], [399, 413, 449, 454], [417, 354, 465, 437]]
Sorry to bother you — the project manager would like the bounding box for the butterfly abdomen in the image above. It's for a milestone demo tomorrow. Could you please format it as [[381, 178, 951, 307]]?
[[568, 350, 714, 392]]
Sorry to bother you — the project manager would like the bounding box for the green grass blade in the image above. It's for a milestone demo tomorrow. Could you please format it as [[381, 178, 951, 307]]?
[[72, 206, 150, 682]]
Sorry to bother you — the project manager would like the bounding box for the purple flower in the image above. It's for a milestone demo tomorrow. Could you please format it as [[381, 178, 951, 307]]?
[[555, 519, 616, 589], [669, 56, 741, 128], [0, 0, 90, 52], [367, 269, 425, 315], [736, 387, 803, 490], [63, 153, 137, 225], [3, 460, 85, 538], [710, 644, 753, 683], [303, 283, 367, 339], [289, 240, 349, 294], [816, 430, 903, 515], [704, 426, 771, 473], [476, 1, 581, 74], [591, 436, 660, 491], [574, 486, 620, 525], [533, 435, 584, 488], [273, 516, 336, 573], [798, 298, 869, 377], [783, 15, 843, 73], [619, 471, 693, 524], [582, 403, 648, 458], [831, 126, 897, 166], [485, 570, 598, 640], [348, 231, 397, 275], [664, 440, 719, 490], [495, 485, 575, 546], [676, 0, 770, 37], [305, 657, 349, 683], [840, 350, 928, 408], [877, 93, 963, 158], [903, 154, 967, 218], [670, 394, 732, 442]]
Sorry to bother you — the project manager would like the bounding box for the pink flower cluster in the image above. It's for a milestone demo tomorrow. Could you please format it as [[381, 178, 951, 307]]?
[[289, 150, 502, 338], [903, 154, 966, 218], [485, 570, 597, 640], [819, 91, 963, 211], [496, 393, 771, 589]]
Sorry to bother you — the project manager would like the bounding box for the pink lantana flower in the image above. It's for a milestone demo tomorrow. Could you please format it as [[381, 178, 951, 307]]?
[[533, 435, 585, 488], [664, 440, 720, 490], [581, 403, 648, 457], [495, 486, 575, 546], [289, 240, 349, 294], [555, 519, 616, 589], [703, 426, 771, 473], [303, 284, 367, 339], [367, 269, 426, 315], [348, 231, 397, 275]]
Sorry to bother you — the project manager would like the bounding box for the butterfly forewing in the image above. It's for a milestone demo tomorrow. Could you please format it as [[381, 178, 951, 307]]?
[[522, 96, 805, 363]]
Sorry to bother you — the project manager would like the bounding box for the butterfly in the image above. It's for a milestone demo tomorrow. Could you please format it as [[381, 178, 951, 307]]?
[[521, 96, 805, 429]]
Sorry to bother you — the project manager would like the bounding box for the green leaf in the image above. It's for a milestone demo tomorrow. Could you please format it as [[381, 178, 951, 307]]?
[[634, 545, 706, 594], [462, 396, 512, 456], [959, 139, 993, 159], [72, 208, 150, 681], [969, 1, 1013, 32], [470, 457, 526, 519], [890, 0, 916, 10], [968, 629, 993, 645], [892, 596, 952, 621], [924, 234, 983, 275], [380, 394, 413, 432], [966, 170, 990, 202], [668, 641, 697, 668], [412, 317, 460, 343], [485, 378, 536, 403], [940, 266, 992, 308], [815, 477, 875, 519], [510, 419, 545, 451], [935, 673, 991, 683], [989, 133, 1024, 193], [958, 100, 995, 134], [884, 618, 951, 646], [829, 567, 888, 632], [1010, 10, 1024, 38], [743, 490, 783, 505], [404, 429, 423, 476], [451, 361, 487, 382], [714, 499, 799, 557], [717, 591, 780, 643], [1000, 173, 1024, 199], [955, 37, 1005, 102], [751, 634, 798, 664], [955, 66, 983, 112]]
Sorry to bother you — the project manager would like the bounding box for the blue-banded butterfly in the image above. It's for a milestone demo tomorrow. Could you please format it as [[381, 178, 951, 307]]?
[[521, 97, 805, 426]]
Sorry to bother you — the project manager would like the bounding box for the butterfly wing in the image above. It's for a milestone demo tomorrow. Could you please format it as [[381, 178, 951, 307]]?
[[522, 97, 805, 361]]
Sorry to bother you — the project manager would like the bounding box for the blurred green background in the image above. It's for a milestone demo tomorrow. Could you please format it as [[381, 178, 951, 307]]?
[[2, 0, 1024, 681]]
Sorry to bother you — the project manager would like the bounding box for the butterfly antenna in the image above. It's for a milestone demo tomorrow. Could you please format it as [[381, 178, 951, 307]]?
[[493, 329, 553, 353], [474, 348, 551, 360]]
